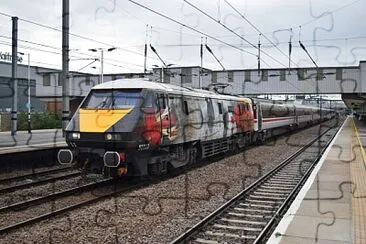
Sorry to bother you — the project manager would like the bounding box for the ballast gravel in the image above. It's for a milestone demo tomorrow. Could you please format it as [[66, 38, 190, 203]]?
[[0, 119, 340, 243]]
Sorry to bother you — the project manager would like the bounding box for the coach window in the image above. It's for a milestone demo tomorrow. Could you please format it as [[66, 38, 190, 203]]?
[[228, 105, 233, 113], [218, 103, 223, 114]]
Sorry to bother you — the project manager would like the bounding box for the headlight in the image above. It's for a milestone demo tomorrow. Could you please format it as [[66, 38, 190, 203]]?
[[105, 133, 121, 140], [71, 132, 80, 139]]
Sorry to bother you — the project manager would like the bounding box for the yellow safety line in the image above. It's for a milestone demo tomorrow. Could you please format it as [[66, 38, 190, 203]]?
[[351, 117, 366, 170]]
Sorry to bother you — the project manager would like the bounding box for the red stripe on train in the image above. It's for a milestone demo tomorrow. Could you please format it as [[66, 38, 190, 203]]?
[[254, 117, 295, 123]]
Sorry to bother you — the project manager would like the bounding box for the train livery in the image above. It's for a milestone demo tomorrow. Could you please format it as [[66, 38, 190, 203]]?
[[57, 78, 336, 177]]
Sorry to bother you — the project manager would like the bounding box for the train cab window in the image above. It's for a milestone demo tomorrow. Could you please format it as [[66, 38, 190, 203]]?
[[218, 103, 223, 114], [141, 92, 158, 114], [183, 100, 189, 115], [81, 89, 141, 109], [158, 94, 166, 109], [142, 92, 154, 108]]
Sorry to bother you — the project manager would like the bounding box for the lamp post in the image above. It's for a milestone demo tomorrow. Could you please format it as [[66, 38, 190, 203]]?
[[18, 52, 31, 133], [88, 47, 116, 84]]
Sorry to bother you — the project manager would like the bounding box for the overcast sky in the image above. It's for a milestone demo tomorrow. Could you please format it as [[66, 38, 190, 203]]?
[[0, 0, 365, 74]]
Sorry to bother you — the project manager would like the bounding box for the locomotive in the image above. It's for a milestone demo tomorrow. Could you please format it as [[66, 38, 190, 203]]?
[[57, 78, 336, 177]]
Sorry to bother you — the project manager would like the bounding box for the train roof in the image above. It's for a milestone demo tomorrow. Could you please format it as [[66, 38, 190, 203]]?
[[92, 78, 252, 102]]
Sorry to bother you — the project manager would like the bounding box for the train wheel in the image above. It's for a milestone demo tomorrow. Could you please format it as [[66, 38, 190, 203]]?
[[230, 141, 240, 153], [148, 158, 167, 176], [257, 132, 267, 145]]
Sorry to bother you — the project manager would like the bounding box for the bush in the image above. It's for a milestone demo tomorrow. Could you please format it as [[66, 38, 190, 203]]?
[[18, 111, 62, 130]]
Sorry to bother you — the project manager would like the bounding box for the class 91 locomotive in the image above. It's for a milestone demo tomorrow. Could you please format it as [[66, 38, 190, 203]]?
[[57, 78, 336, 177]]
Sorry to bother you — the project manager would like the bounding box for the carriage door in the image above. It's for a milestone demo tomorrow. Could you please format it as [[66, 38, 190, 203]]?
[[158, 93, 171, 143], [257, 103, 263, 131]]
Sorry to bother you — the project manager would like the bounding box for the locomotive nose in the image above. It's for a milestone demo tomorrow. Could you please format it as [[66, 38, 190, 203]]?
[[57, 149, 74, 165]]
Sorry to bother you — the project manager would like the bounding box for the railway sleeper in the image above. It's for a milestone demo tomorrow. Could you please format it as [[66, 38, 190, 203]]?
[[240, 202, 275, 209], [275, 173, 303, 178], [208, 225, 262, 238], [212, 224, 262, 233], [224, 214, 272, 224], [265, 179, 297, 185], [226, 211, 271, 220], [260, 185, 294, 190], [248, 195, 286, 201], [275, 171, 303, 176], [271, 176, 302, 181], [199, 230, 257, 241], [270, 174, 300, 179], [254, 189, 291, 195], [245, 198, 282, 205], [252, 192, 290, 198], [273, 173, 301, 177], [220, 217, 267, 226], [263, 183, 296, 189], [193, 238, 219, 244], [233, 207, 274, 214]]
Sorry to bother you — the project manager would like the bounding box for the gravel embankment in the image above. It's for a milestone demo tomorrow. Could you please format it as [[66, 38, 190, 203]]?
[[0, 119, 341, 243]]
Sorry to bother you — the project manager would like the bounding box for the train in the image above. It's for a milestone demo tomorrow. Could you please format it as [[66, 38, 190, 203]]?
[[57, 78, 336, 177]]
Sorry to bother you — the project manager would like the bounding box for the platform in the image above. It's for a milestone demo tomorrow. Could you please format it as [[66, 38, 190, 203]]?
[[268, 116, 366, 244], [0, 129, 67, 154]]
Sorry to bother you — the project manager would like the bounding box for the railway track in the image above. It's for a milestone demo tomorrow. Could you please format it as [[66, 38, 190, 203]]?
[[171, 126, 339, 244], [0, 169, 81, 194], [0, 165, 72, 184], [0, 176, 116, 234], [0, 172, 172, 234]]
